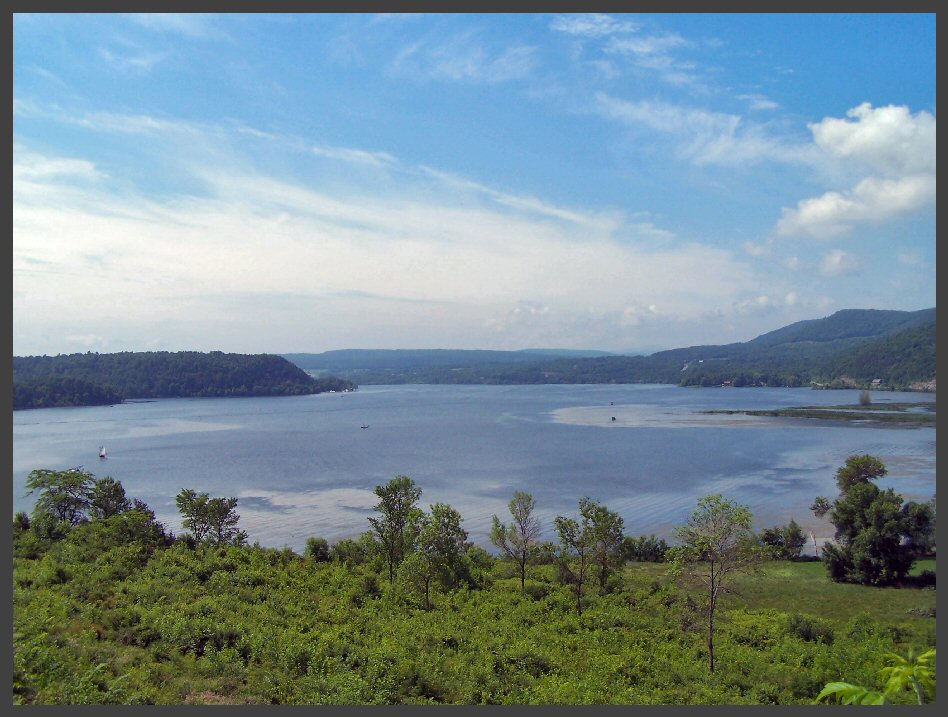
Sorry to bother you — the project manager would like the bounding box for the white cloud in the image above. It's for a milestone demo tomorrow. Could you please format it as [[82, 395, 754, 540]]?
[[784, 292, 798, 306], [550, 14, 639, 38], [776, 173, 935, 238], [819, 249, 861, 277], [776, 103, 936, 239], [809, 102, 935, 176]]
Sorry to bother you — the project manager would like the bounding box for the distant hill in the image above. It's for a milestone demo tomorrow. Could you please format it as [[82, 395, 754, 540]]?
[[13, 351, 357, 409], [283, 308, 935, 390], [282, 348, 614, 376]]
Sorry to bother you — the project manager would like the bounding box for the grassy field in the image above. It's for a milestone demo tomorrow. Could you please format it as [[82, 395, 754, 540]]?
[[617, 558, 936, 648]]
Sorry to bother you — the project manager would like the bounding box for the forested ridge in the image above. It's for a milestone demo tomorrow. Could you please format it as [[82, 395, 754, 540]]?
[[13, 351, 356, 409], [287, 309, 935, 390]]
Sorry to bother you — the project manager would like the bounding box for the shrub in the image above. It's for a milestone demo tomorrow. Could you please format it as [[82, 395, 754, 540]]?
[[786, 612, 834, 644], [305, 537, 330, 562]]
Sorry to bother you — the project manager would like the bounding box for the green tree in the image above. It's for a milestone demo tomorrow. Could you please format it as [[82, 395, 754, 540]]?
[[175, 489, 247, 546], [490, 490, 542, 591], [175, 489, 211, 542], [553, 513, 594, 617], [25, 468, 95, 525], [579, 497, 625, 593], [368, 475, 423, 583], [818, 456, 928, 585], [620, 534, 669, 563], [88, 476, 131, 519], [902, 498, 936, 556], [758, 519, 807, 560], [835, 454, 888, 493], [669, 494, 761, 673], [305, 536, 331, 562], [404, 502, 469, 609], [205, 496, 247, 546]]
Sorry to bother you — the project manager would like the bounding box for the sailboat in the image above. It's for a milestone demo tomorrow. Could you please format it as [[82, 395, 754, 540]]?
[[99, 446, 107, 459]]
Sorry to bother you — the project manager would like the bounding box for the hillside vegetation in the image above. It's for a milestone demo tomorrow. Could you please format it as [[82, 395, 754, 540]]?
[[13, 352, 356, 409], [14, 464, 936, 705], [284, 309, 935, 390]]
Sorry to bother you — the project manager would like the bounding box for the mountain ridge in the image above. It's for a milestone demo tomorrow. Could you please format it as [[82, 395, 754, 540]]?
[[280, 308, 935, 390]]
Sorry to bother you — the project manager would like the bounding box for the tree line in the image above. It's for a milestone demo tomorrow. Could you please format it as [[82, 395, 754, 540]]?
[[13, 351, 357, 409]]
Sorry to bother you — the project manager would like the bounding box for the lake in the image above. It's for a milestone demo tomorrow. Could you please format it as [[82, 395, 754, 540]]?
[[12, 384, 936, 553]]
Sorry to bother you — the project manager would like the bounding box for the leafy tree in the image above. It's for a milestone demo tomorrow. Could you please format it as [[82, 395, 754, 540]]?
[[810, 496, 832, 519], [490, 490, 542, 590], [553, 513, 594, 617], [25, 468, 96, 525], [205, 497, 247, 546], [175, 489, 246, 546], [368, 475, 423, 583], [579, 497, 625, 593], [669, 494, 761, 673], [757, 519, 807, 560], [835, 454, 887, 494], [175, 489, 212, 542], [404, 502, 469, 609], [902, 498, 936, 556], [330, 532, 377, 566], [13, 511, 31, 533], [817, 456, 929, 585], [88, 477, 132, 519]]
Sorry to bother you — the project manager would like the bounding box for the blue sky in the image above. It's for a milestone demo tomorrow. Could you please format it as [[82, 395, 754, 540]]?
[[13, 13, 936, 355]]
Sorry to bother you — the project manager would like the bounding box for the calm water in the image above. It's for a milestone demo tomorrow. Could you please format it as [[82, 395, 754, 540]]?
[[12, 385, 936, 552]]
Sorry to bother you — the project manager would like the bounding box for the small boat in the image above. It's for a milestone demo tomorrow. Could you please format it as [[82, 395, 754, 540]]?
[[361, 424, 369, 429], [99, 446, 107, 459]]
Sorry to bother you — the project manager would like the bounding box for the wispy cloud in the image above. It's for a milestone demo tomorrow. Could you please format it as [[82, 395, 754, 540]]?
[[390, 32, 538, 84], [594, 92, 812, 166], [99, 46, 166, 72], [124, 13, 225, 40], [737, 93, 779, 111], [604, 30, 697, 86], [312, 144, 397, 168], [549, 14, 640, 38], [418, 166, 617, 230], [13, 134, 770, 353], [13, 147, 105, 183], [819, 249, 861, 277]]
